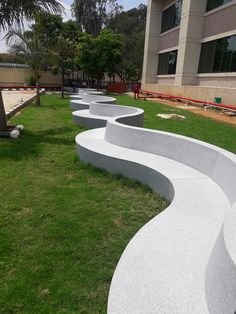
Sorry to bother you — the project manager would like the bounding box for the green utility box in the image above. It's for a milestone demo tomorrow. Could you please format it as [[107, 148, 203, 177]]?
[[214, 97, 222, 104]]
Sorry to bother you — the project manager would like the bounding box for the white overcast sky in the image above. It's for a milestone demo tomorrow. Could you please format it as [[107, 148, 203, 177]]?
[[0, 0, 145, 53]]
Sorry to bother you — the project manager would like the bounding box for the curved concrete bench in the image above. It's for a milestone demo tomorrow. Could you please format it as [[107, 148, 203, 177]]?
[[78, 88, 97, 93], [79, 90, 103, 96], [74, 88, 97, 94], [75, 103, 236, 313], [73, 102, 143, 128], [70, 90, 104, 101], [70, 95, 116, 111]]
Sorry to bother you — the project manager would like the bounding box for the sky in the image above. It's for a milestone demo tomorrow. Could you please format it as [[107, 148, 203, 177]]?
[[0, 0, 145, 53]]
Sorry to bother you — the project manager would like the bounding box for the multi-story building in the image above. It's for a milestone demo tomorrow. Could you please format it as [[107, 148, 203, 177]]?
[[142, 0, 236, 105]]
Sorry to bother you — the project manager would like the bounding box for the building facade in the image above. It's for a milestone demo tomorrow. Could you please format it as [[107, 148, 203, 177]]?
[[142, 0, 236, 105]]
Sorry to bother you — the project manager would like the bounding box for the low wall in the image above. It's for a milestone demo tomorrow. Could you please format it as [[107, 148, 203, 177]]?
[[0, 67, 61, 86], [142, 83, 236, 107], [0, 68, 84, 87]]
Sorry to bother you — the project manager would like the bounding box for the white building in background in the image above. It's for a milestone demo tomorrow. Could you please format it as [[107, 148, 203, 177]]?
[[142, 0, 236, 105]]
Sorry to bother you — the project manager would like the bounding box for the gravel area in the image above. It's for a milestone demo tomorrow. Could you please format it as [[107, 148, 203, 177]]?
[[2, 90, 36, 113]]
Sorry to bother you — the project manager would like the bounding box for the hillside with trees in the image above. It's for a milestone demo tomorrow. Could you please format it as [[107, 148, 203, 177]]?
[[72, 0, 147, 83]]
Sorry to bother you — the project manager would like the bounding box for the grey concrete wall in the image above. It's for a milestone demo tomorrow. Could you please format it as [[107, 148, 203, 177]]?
[[159, 28, 180, 51], [156, 76, 175, 84], [142, 0, 163, 84], [203, 3, 236, 38], [197, 76, 236, 88], [175, 0, 207, 85], [163, 0, 176, 9], [142, 82, 236, 106]]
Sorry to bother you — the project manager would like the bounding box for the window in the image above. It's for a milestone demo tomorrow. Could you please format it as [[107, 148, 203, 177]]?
[[161, 0, 183, 33], [157, 50, 178, 75], [198, 35, 236, 73], [206, 0, 231, 12]]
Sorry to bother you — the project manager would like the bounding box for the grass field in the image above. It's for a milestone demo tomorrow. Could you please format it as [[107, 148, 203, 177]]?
[[0, 94, 167, 314], [115, 95, 236, 154], [0, 93, 235, 313]]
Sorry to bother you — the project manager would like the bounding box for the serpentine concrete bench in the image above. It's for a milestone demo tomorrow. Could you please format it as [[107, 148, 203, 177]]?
[[75, 103, 236, 314], [74, 87, 97, 93], [70, 90, 104, 101], [73, 102, 143, 128], [70, 95, 116, 111]]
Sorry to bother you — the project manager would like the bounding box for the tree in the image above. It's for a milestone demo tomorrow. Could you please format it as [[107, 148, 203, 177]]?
[[96, 29, 123, 82], [123, 63, 141, 83], [63, 20, 81, 44], [0, 0, 63, 30], [76, 29, 123, 86], [108, 4, 147, 84], [0, 0, 63, 131], [108, 4, 147, 36], [32, 13, 64, 48], [6, 28, 47, 106], [72, 0, 122, 35], [50, 36, 76, 99], [76, 33, 103, 85]]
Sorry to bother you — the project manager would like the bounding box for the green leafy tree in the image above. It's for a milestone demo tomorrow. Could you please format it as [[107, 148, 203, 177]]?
[[76, 29, 123, 86], [76, 33, 103, 84], [72, 0, 122, 35], [0, 0, 63, 131], [123, 63, 141, 83], [49, 35, 76, 98], [6, 28, 48, 106], [96, 29, 123, 82], [63, 20, 81, 43], [108, 4, 147, 83], [108, 4, 146, 35], [32, 13, 64, 48], [29, 14, 81, 98]]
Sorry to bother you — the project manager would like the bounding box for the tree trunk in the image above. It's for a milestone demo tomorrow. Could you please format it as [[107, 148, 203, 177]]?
[[61, 70, 64, 99], [0, 90, 7, 131], [35, 82, 41, 106], [35, 70, 41, 106]]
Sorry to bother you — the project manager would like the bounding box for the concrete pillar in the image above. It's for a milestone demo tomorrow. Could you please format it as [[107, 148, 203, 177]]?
[[142, 0, 163, 85], [175, 0, 207, 85]]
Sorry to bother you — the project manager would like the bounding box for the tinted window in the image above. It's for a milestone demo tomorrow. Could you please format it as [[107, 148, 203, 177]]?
[[157, 50, 178, 75], [206, 0, 231, 12], [198, 35, 236, 73], [161, 0, 182, 33]]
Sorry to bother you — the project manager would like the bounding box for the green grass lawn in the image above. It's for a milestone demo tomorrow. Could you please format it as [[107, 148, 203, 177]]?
[[0, 93, 235, 314], [116, 95, 236, 153], [0, 94, 167, 314]]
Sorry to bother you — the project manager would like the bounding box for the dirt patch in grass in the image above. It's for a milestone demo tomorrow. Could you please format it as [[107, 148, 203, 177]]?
[[151, 96, 236, 126]]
